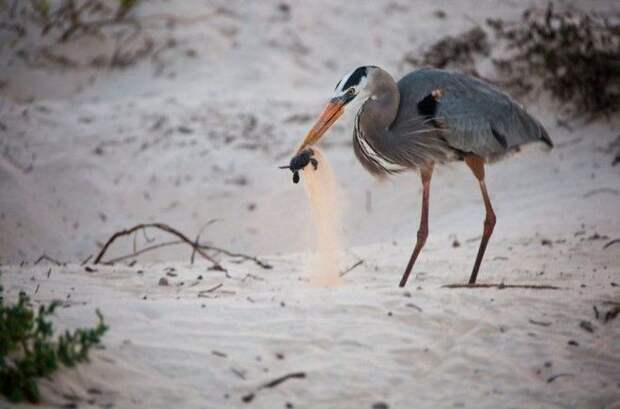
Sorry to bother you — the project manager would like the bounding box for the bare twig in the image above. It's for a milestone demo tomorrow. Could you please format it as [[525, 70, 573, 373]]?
[[93, 223, 225, 270], [242, 372, 306, 403], [604, 306, 620, 323], [603, 238, 620, 250], [199, 283, 223, 294], [406, 303, 423, 312], [547, 373, 574, 383], [231, 368, 246, 380], [191, 219, 219, 265], [201, 244, 273, 270], [442, 283, 560, 290], [101, 240, 182, 264], [263, 372, 306, 388], [339, 260, 364, 277], [94, 222, 270, 270], [529, 319, 552, 327], [98, 237, 272, 270], [583, 188, 620, 198], [34, 254, 63, 266], [80, 254, 93, 266], [240, 273, 265, 282]]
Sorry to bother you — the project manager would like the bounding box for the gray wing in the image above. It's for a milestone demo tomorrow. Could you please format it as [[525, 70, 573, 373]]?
[[395, 68, 552, 159]]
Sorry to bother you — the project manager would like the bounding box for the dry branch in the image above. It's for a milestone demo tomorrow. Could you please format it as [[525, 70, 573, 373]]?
[[202, 244, 272, 270], [583, 188, 620, 198], [442, 283, 560, 290], [190, 219, 219, 265], [528, 319, 552, 327], [102, 240, 182, 264], [198, 283, 223, 297], [547, 373, 574, 383], [93, 223, 224, 270], [242, 372, 306, 403], [80, 254, 93, 266], [603, 238, 620, 250], [339, 260, 364, 277], [34, 254, 64, 266], [93, 223, 272, 270]]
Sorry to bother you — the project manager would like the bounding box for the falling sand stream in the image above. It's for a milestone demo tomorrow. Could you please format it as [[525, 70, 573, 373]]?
[[300, 148, 346, 287]]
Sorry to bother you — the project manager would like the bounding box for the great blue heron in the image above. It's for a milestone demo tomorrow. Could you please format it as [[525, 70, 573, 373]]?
[[283, 66, 552, 287]]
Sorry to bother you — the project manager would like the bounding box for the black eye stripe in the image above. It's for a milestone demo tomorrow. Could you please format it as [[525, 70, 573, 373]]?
[[342, 67, 367, 90]]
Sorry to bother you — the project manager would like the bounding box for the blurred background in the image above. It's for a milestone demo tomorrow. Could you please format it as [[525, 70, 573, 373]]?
[[1, 0, 618, 264]]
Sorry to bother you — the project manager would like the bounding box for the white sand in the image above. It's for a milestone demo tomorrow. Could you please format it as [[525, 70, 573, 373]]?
[[1, 1, 620, 408]]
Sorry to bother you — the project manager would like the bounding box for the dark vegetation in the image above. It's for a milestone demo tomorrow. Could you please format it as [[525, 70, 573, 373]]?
[[403, 26, 490, 76], [406, 3, 620, 119], [0, 287, 107, 403], [0, 0, 154, 69], [489, 3, 620, 118], [18, 0, 139, 42]]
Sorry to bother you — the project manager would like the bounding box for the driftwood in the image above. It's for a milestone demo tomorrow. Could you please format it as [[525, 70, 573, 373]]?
[[190, 220, 219, 264], [547, 373, 574, 383], [339, 260, 364, 277], [93, 223, 272, 271], [529, 319, 552, 327], [34, 254, 64, 266], [80, 254, 93, 266], [603, 238, 620, 250], [242, 372, 306, 403], [198, 283, 223, 296], [582, 187, 620, 198], [102, 240, 184, 264], [442, 283, 560, 290], [203, 245, 272, 270], [93, 223, 224, 270]]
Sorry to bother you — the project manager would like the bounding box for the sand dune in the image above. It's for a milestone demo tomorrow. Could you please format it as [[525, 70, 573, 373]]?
[[1, 1, 619, 408]]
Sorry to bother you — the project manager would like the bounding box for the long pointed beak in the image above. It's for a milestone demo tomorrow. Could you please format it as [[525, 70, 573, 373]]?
[[296, 99, 345, 153]]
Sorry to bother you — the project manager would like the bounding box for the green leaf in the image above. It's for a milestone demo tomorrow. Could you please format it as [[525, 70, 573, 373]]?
[[0, 287, 108, 403]]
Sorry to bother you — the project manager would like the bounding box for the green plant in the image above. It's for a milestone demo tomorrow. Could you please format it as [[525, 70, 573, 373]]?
[[0, 286, 108, 403]]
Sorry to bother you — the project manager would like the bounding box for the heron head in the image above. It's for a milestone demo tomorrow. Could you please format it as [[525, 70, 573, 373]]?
[[297, 66, 379, 151]]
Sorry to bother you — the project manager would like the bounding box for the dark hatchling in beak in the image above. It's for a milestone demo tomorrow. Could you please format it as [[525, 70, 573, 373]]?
[[279, 97, 347, 184], [279, 148, 319, 184]]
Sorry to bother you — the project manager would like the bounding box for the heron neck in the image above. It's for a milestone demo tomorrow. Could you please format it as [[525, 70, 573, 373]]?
[[358, 85, 400, 142], [352, 84, 408, 175]]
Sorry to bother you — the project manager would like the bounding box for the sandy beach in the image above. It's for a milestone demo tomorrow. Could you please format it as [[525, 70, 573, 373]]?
[[1, 1, 619, 408]]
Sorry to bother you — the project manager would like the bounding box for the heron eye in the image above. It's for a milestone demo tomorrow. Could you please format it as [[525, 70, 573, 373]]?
[[347, 88, 356, 95]]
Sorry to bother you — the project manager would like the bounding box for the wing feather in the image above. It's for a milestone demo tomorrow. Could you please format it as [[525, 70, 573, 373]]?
[[395, 68, 552, 161]]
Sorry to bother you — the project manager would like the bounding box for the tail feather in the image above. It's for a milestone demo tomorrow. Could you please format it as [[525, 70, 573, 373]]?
[[539, 124, 553, 149]]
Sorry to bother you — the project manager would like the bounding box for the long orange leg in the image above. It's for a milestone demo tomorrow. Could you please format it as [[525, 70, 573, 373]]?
[[399, 167, 433, 288], [465, 155, 496, 284]]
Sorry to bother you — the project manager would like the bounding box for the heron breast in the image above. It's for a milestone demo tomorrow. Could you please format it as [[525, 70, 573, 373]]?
[[353, 112, 406, 174]]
